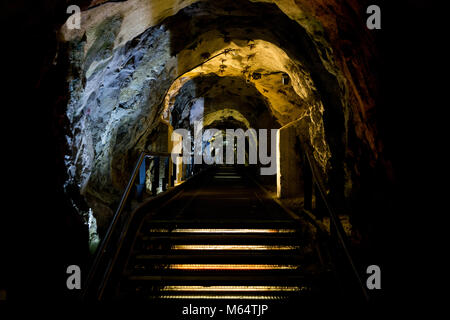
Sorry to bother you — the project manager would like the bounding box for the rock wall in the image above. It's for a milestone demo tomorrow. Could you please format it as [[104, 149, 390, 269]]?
[[60, 0, 382, 233], [65, 24, 176, 232]]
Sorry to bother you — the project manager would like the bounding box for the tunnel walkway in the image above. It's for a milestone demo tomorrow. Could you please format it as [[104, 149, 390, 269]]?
[[104, 165, 336, 311], [146, 165, 292, 221]]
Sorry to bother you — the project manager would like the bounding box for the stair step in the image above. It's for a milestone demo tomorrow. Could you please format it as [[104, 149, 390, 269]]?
[[126, 274, 310, 282], [147, 228, 298, 234], [126, 267, 309, 279], [131, 263, 301, 271], [156, 285, 306, 292], [134, 247, 303, 255], [161, 244, 301, 251], [130, 254, 306, 265], [120, 276, 317, 299], [144, 219, 300, 226], [153, 292, 297, 300], [138, 235, 301, 245], [118, 289, 310, 301]]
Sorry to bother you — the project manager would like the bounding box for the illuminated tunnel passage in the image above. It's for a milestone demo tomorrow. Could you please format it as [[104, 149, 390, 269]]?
[[48, 0, 392, 307], [101, 165, 337, 306], [149, 166, 288, 220]]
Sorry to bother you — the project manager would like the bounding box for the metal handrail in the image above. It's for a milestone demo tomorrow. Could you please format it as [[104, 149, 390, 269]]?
[[82, 150, 177, 299], [301, 141, 369, 301]]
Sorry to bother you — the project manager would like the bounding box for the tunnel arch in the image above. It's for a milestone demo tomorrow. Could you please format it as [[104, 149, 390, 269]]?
[[138, 0, 350, 191], [166, 74, 280, 131], [60, 0, 380, 233], [156, 34, 335, 179]]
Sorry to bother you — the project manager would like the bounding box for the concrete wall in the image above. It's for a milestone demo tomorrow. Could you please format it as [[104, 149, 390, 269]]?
[[277, 121, 304, 198]]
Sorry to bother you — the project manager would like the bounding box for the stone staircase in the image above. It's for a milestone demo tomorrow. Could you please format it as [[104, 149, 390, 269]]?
[[117, 219, 333, 305]]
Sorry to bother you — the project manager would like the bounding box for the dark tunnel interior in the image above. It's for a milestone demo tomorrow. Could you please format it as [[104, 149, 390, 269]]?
[[0, 0, 442, 310]]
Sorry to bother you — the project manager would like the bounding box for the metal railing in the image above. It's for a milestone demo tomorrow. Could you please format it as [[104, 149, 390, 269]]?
[[82, 151, 180, 300], [300, 140, 369, 301]]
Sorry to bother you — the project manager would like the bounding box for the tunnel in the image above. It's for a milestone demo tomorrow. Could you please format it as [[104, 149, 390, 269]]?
[[3, 0, 435, 310]]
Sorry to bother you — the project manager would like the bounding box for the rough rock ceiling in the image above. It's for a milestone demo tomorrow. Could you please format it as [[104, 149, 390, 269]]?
[[59, 0, 380, 230], [63, 0, 378, 156], [167, 74, 282, 132], [164, 38, 310, 128]]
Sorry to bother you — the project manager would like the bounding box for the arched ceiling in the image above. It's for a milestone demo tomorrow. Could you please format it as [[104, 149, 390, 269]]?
[[59, 0, 380, 225], [164, 38, 311, 127], [203, 109, 252, 130], [150, 0, 334, 170], [167, 74, 280, 131], [62, 0, 331, 65], [61, 0, 335, 198], [146, 1, 333, 156], [64, 0, 329, 136], [62, 0, 378, 159]]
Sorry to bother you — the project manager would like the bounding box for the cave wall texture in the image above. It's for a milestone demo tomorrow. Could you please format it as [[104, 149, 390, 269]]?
[[55, 0, 386, 237]]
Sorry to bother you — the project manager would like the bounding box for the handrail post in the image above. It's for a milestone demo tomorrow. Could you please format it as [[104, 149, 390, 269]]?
[[162, 157, 168, 191], [150, 157, 158, 195], [136, 156, 146, 201], [171, 161, 176, 186]]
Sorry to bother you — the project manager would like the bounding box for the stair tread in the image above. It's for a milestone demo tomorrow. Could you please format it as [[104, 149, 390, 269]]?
[[129, 255, 307, 265], [127, 274, 311, 281], [139, 235, 302, 242], [145, 219, 298, 223], [133, 251, 305, 258]]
